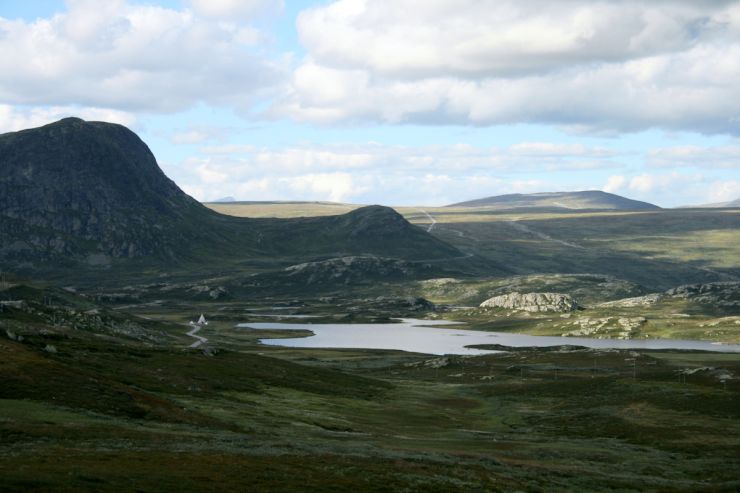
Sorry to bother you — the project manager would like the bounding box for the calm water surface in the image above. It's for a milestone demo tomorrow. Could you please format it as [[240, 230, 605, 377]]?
[[237, 318, 740, 355]]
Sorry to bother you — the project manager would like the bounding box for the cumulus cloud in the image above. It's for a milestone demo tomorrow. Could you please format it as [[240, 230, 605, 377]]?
[[166, 140, 621, 204], [194, 141, 621, 174], [273, 0, 740, 134], [169, 125, 233, 145], [602, 170, 740, 205], [186, 0, 283, 20], [0, 0, 285, 114], [297, 0, 706, 78], [706, 180, 740, 203], [647, 145, 740, 168], [603, 175, 627, 193], [0, 104, 136, 133]]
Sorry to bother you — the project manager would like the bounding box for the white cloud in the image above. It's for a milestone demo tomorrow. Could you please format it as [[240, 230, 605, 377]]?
[[168, 140, 622, 204], [647, 145, 740, 168], [0, 104, 135, 133], [600, 171, 717, 205], [168, 141, 738, 207], [169, 125, 233, 145], [274, 0, 740, 134], [190, 141, 620, 176], [186, 0, 283, 20], [706, 180, 740, 203], [280, 172, 358, 202], [297, 0, 705, 79], [603, 175, 627, 193], [0, 0, 284, 113], [629, 174, 657, 193]]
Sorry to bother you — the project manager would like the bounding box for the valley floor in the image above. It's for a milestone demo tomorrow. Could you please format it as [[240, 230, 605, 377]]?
[[2, 296, 739, 492]]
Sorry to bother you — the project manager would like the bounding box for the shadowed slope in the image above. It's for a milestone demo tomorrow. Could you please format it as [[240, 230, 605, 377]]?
[[0, 118, 462, 275]]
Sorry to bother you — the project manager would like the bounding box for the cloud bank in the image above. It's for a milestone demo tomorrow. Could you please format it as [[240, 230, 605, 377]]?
[[273, 0, 740, 134], [0, 0, 284, 115]]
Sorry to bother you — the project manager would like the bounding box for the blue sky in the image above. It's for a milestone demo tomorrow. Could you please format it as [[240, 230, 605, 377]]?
[[1, 0, 739, 206]]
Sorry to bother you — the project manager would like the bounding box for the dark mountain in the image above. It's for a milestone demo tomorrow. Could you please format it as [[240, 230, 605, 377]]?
[[447, 191, 660, 210], [0, 117, 221, 266], [0, 118, 460, 274]]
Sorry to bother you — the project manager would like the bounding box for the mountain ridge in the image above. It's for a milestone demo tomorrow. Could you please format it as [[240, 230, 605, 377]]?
[[447, 190, 660, 210], [0, 118, 461, 275]]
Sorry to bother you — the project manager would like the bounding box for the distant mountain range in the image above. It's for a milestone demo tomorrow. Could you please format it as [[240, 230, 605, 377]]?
[[684, 198, 740, 208], [447, 191, 660, 211], [211, 196, 236, 203], [0, 118, 459, 275]]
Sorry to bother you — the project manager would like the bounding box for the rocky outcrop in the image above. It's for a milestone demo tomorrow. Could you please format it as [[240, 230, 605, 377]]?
[[561, 316, 647, 339], [666, 282, 740, 308], [479, 292, 579, 312], [282, 256, 435, 285], [597, 293, 663, 308]]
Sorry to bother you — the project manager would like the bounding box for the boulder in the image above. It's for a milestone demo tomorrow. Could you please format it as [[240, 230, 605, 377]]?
[[479, 292, 579, 313]]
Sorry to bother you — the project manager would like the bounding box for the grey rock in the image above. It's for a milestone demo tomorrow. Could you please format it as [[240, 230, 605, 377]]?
[[666, 282, 740, 307], [480, 292, 579, 313]]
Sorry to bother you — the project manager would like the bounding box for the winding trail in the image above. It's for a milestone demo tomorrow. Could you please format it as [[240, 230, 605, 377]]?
[[187, 324, 208, 348], [408, 209, 475, 263], [506, 218, 584, 249], [417, 209, 437, 232]]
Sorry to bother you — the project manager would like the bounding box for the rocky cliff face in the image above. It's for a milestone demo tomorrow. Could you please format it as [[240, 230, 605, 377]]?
[[479, 292, 580, 312]]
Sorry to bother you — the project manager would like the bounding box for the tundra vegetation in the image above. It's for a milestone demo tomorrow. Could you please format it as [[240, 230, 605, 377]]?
[[2, 120, 739, 491]]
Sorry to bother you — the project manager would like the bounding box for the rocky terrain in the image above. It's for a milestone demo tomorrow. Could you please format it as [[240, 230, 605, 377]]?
[[479, 292, 580, 313], [560, 316, 648, 339], [666, 282, 740, 308], [282, 256, 436, 285], [597, 293, 663, 308], [418, 274, 646, 306]]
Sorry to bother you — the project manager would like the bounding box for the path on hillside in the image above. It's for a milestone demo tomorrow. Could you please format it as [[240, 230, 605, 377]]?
[[506, 218, 585, 249], [186, 324, 208, 348], [409, 209, 477, 263], [417, 209, 437, 232]]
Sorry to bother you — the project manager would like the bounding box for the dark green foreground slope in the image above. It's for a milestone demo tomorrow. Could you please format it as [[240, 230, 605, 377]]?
[[1, 285, 738, 492]]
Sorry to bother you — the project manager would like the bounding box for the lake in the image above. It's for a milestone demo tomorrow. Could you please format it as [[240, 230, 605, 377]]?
[[237, 318, 740, 355]]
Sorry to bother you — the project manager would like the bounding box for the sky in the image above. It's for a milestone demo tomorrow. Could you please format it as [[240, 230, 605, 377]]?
[[1, 0, 739, 207]]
